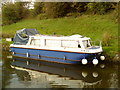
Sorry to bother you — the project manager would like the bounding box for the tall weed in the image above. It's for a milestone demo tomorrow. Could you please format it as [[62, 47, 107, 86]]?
[[102, 32, 112, 46]]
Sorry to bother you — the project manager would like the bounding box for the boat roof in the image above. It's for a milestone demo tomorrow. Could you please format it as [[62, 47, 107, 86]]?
[[30, 34, 90, 40]]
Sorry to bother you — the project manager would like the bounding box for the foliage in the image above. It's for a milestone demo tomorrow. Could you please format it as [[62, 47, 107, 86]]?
[[36, 13, 48, 20], [102, 32, 112, 46], [15, 2, 30, 19], [112, 3, 119, 23], [44, 2, 70, 18], [2, 2, 29, 25], [2, 2, 118, 24], [118, 2, 120, 23], [86, 2, 114, 15], [32, 2, 44, 16], [2, 3, 19, 25], [70, 2, 87, 13], [66, 12, 82, 18], [43, 2, 117, 18]]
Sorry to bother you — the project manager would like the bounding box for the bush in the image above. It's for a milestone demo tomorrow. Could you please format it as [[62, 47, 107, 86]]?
[[44, 2, 70, 18], [36, 13, 48, 20], [112, 3, 119, 23], [70, 2, 87, 13], [66, 12, 81, 18], [86, 2, 113, 15], [2, 3, 19, 25], [102, 32, 112, 46], [32, 2, 44, 16], [2, 2, 30, 25], [15, 2, 30, 19]]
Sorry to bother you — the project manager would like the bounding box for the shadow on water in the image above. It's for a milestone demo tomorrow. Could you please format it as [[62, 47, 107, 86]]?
[[2, 51, 120, 88]]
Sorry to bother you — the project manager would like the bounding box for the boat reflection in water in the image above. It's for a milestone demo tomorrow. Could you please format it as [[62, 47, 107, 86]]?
[[10, 56, 106, 88]]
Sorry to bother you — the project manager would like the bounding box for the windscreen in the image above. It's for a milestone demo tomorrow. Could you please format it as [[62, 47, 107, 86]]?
[[82, 40, 91, 48]]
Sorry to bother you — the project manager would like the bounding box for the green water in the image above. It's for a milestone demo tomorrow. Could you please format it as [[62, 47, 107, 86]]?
[[1, 51, 120, 88]]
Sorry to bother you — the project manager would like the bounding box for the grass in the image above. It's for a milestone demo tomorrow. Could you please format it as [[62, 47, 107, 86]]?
[[2, 14, 118, 57]]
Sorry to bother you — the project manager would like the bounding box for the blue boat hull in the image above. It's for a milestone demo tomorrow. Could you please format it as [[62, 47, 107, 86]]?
[[10, 47, 100, 64]]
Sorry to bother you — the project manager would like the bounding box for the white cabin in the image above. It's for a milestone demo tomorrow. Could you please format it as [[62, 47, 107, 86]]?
[[19, 34, 103, 53], [27, 35, 90, 49]]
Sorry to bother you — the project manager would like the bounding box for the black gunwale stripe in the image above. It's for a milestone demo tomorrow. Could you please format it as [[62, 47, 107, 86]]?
[[10, 46, 98, 54]]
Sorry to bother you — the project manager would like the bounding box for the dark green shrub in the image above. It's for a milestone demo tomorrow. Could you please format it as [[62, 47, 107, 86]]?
[[2, 2, 30, 25], [15, 2, 30, 19], [66, 12, 81, 18], [108, 3, 119, 23], [102, 32, 112, 46], [32, 2, 44, 16], [70, 2, 87, 13], [36, 13, 48, 20], [2, 3, 19, 25], [44, 2, 70, 18], [86, 2, 113, 15]]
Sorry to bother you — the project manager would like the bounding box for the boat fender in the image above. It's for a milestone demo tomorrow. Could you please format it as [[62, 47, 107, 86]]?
[[100, 64, 105, 68], [82, 59, 87, 65], [38, 63, 40, 67], [26, 52, 29, 57], [64, 56, 66, 60], [38, 55, 40, 59], [9, 50, 12, 52], [27, 61, 29, 65], [92, 72, 98, 78], [13, 59, 15, 62], [12, 52, 15, 55], [82, 71, 88, 78], [92, 59, 98, 65], [100, 56, 105, 61]]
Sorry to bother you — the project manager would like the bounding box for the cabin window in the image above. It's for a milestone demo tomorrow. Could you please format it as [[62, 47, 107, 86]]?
[[30, 39, 40, 46], [45, 39, 61, 47], [45, 39, 79, 48], [61, 40, 78, 48], [82, 40, 91, 48], [78, 44, 81, 48]]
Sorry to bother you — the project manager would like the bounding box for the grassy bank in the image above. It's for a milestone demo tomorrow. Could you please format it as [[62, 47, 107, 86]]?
[[2, 14, 118, 58]]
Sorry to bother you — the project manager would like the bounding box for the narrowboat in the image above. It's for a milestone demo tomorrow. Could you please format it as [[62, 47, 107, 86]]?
[[10, 28, 105, 65]]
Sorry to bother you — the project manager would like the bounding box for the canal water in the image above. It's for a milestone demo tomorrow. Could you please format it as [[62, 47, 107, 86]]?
[[1, 51, 120, 88]]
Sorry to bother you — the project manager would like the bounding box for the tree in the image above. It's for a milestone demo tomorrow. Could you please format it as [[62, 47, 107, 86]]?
[[70, 2, 87, 13], [44, 2, 70, 18], [2, 3, 19, 25], [112, 3, 119, 23], [15, 2, 30, 19], [32, 2, 44, 16], [86, 2, 113, 15], [2, 2, 29, 25]]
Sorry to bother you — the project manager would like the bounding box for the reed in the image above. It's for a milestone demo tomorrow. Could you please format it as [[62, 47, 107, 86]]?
[[102, 32, 112, 46]]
